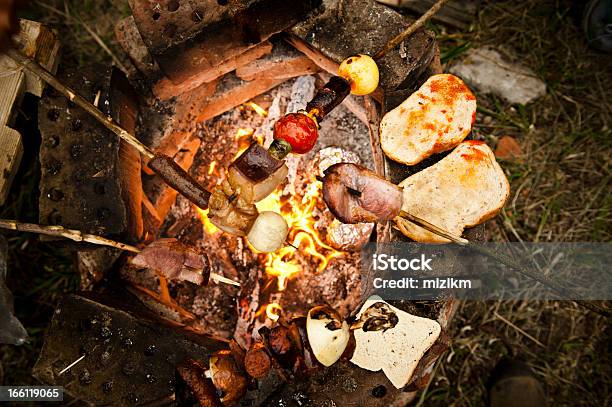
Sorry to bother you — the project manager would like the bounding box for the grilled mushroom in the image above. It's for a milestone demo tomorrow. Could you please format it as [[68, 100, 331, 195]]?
[[306, 305, 350, 367]]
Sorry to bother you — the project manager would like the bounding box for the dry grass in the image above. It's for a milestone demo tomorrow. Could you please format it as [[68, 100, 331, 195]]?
[[1, 0, 609, 405], [425, 0, 611, 405]]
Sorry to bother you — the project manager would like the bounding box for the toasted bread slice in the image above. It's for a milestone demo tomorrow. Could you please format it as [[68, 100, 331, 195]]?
[[380, 74, 477, 165], [350, 296, 441, 389], [397, 141, 510, 243]]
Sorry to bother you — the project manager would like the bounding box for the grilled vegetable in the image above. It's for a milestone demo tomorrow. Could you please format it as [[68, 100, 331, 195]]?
[[338, 54, 379, 96], [247, 211, 289, 253], [272, 112, 319, 154]]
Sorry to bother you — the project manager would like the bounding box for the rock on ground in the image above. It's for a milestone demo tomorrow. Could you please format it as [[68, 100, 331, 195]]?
[[450, 47, 546, 104]]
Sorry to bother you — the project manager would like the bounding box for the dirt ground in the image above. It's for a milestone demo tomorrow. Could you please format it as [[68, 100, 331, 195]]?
[[1, 0, 610, 406]]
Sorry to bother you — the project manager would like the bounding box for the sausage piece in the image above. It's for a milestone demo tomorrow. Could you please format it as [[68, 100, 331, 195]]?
[[322, 163, 403, 224]]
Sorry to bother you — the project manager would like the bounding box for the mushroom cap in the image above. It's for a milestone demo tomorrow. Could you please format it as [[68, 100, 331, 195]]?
[[247, 211, 289, 253], [306, 306, 350, 367]]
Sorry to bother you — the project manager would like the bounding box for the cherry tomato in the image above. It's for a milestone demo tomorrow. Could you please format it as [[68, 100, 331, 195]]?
[[273, 113, 318, 154]]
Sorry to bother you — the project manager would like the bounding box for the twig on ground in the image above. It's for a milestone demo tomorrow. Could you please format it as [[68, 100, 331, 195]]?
[[493, 311, 546, 348], [374, 0, 450, 60]]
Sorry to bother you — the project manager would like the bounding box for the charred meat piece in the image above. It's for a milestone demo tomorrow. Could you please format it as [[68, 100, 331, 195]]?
[[306, 76, 351, 122], [228, 143, 288, 203], [209, 350, 248, 406], [131, 238, 210, 285], [322, 163, 403, 224]]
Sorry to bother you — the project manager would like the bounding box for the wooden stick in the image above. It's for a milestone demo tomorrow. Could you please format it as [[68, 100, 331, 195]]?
[[0, 219, 239, 287], [6, 48, 212, 210], [373, 0, 450, 60], [399, 210, 468, 244], [395, 212, 610, 318], [0, 219, 141, 252]]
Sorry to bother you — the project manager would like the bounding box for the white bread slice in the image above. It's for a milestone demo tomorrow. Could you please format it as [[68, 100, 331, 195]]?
[[380, 74, 477, 165], [396, 141, 510, 243], [350, 296, 441, 389]]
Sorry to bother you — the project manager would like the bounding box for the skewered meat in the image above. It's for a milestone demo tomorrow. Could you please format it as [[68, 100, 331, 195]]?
[[131, 238, 210, 285], [208, 180, 258, 237], [397, 140, 510, 242], [322, 163, 403, 224], [380, 74, 477, 165], [176, 359, 222, 407], [209, 350, 248, 406], [228, 143, 288, 203], [306, 76, 351, 121]]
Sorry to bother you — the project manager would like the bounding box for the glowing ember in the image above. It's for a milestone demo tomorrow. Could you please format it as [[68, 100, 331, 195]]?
[[207, 161, 217, 176], [246, 101, 268, 117], [266, 303, 282, 321]]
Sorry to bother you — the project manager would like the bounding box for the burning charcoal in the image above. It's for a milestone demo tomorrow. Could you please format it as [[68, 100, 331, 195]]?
[[0, 236, 28, 346], [131, 238, 210, 285], [268, 326, 293, 357], [176, 358, 222, 407], [244, 342, 272, 379]]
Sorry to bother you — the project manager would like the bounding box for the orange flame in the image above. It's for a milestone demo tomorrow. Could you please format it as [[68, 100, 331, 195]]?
[[196, 207, 219, 235], [246, 101, 268, 117], [266, 303, 282, 321], [257, 180, 343, 291]]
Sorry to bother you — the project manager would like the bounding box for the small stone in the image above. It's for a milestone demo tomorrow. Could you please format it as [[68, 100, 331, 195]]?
[[79, 368, 92, 385], [144, 344, 157, 356], [450, 47, 546, 105]]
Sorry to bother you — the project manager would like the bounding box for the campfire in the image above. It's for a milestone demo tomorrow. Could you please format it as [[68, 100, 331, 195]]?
[[0, 1, 495, 406]]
